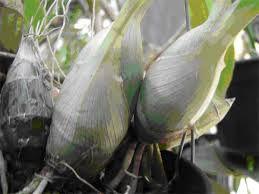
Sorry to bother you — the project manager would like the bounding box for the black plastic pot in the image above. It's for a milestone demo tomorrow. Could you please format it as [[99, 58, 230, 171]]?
[[159, 150, 213, 194], [218, 58, 259, 156]]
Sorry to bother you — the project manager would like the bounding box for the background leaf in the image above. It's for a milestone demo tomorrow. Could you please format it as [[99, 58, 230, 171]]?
[[0, 1, 23, 52], [205, 0, 213, 12], [189, 0, 209, 27], [23, 0, 44, 30]]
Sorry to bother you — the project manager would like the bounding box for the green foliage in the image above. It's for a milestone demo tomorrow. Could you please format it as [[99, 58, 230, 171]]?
[[238, 0, 259, 11], [69, 4, 83, 23], [55, 33, 88, 74], [86, 0, 100, 12], [0, 7, 23, 52], [205, 0, 213, 11], [23, 0, 44, 30], [57, 46, 67, 64], [189, 0, 235, 98], [189, 0, 209, 27], [246, 156, 255, 173]]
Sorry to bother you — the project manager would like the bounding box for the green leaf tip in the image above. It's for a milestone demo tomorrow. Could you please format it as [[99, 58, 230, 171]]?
[[237, 0, 259, 12]]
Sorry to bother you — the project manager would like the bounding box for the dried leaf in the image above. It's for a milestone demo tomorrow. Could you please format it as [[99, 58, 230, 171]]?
[[0, 37, 53, 159]]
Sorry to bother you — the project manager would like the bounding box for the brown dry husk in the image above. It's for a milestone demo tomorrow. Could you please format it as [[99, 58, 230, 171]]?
[[0, 37, 53, 161]]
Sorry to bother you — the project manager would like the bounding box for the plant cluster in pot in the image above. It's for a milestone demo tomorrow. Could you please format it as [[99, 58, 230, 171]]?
[[0, 0, 259, 193]]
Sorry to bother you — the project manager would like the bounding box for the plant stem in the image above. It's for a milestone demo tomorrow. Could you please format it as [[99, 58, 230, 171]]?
[[0, 51, 16, 58], [170, 131, 187, 184]]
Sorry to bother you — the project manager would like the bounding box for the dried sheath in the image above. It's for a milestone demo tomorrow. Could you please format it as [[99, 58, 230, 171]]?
[[0, 37, 53, 161]]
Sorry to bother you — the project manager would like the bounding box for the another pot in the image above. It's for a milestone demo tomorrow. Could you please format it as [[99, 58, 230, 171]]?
[[218, 58, 259, 156], [215, 147, 259, 182]]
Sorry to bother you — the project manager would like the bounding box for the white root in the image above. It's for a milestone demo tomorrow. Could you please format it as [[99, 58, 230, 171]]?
[[14, 176, 41, 194], [32, 171, 53, 194], [60, 161, 102, 193], [0, 51, 16, 58]]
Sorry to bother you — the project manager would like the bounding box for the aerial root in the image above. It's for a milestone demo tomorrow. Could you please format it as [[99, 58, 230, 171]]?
[[142, 145, 160, 189], [14, 176, 41, 194], [60, 161, 103, 193], [167, 131, 187, 189], [127, 143, 146, 194], [32, 167, 53, 194], [14, 166, 52, 194]]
